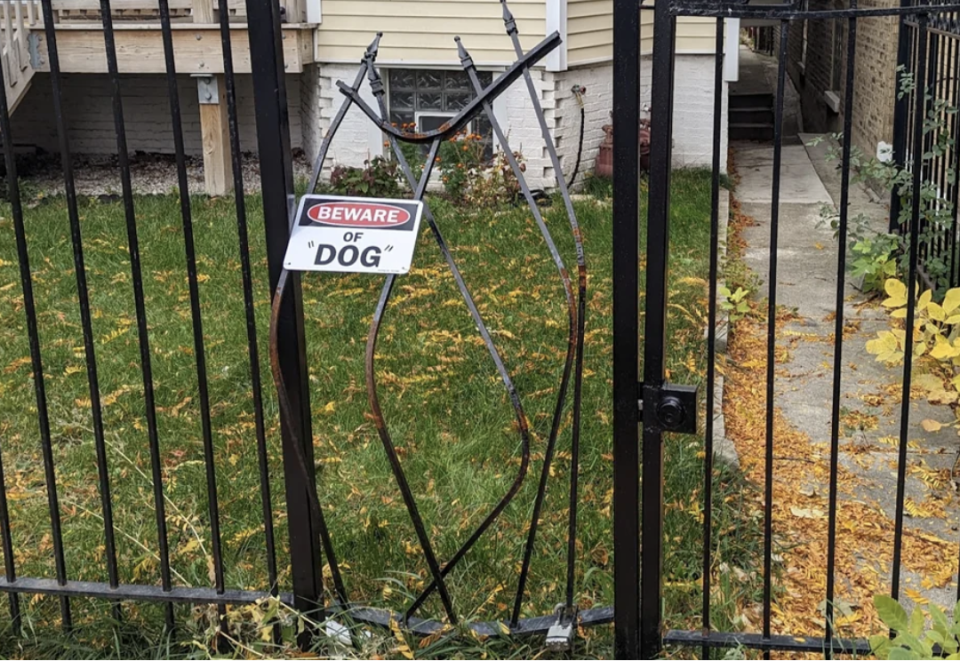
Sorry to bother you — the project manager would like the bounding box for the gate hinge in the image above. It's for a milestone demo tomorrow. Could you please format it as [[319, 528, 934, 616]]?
[[638, 381, 700, 435]]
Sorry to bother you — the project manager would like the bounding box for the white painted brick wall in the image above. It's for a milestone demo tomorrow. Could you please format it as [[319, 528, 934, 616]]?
[[10, 72, 303, 156], [303, 62, 556, 189], [496, 68, 555, 189], [667, 55, 729, 169], [308, 62, 384, 177], [300, 55, 728, 193], [551, 55, 728, 186]]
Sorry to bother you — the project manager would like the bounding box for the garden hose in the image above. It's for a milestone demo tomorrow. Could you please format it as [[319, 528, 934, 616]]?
[[567, 85, 586, 190]]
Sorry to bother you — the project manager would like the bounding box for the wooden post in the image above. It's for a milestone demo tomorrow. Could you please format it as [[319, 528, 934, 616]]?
[[196, 74, 233, 196], [192, 0, 215, 24]]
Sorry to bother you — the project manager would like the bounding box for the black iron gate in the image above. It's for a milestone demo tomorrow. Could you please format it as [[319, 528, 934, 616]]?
[[613, 0, 960, 658]]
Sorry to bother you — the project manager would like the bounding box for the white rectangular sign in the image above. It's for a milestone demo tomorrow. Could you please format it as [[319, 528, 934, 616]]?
[[284, 195, 424, 275]]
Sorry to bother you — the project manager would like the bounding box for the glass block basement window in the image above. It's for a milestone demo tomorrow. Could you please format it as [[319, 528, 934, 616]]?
[[387, 68, 494, 160]]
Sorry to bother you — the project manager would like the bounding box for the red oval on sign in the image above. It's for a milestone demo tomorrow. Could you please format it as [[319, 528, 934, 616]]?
[[306, 202, 412, 228]]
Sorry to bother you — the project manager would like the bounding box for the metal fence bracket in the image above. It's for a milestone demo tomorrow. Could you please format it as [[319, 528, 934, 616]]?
[[639, 382, 700, 435]]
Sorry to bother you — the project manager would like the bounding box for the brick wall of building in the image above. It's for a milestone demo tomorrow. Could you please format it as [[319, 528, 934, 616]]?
[[302, 54, 726, 191], [553, 55, 727, 175], [776, 0, 899, 161], [9, 56, 725, 189], [850, 0, 900, 160]]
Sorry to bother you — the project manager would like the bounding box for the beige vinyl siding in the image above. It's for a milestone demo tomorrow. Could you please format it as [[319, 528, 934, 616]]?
[[571, 1, 719, 66], [315, 0, 546, 65], [568, 0, 612, 64], [675, 16, 720, 53]]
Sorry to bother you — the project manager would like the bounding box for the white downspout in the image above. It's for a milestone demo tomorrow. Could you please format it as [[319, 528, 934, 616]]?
[[546, 0, 568, 72], [724, 17, 740, 82]]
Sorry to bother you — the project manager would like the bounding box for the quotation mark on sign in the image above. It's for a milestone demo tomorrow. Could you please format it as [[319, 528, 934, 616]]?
[[308, 240, 316, 249], [385, 245, 394, 252]]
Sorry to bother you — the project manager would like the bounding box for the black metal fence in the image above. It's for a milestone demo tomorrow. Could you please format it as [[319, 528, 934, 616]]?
[[0, 0, 287, 629], [0, 0, 609, 650], [613, 0, 960, 658], [7, 0, 960, 657], [892, 1, 960, 291], [748, 24, 777, 55]]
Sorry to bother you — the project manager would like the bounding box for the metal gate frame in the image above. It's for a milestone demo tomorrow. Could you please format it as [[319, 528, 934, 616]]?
[[612, 0, 960, 658]]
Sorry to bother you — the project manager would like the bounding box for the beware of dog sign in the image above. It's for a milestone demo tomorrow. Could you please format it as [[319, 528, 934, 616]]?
[[284, 195, 424, 275]]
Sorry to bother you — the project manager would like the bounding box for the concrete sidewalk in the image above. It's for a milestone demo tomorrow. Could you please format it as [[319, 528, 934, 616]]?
[[730, 136, 960, 616]]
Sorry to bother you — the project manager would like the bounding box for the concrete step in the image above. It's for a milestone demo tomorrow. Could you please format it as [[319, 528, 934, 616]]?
[[730, 106, 776, 125], [729, 122, 775, 142], [729, 92, 773, 110]]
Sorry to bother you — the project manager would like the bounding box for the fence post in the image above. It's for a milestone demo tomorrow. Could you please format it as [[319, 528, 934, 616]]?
[[611, 0, 641, 657], [890, 0, 911, 231], [245, 0, 323, 634], [640, 0, 676, 657]]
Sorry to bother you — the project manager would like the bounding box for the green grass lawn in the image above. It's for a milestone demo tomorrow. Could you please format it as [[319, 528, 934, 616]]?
[[0, 171, 759, 658]]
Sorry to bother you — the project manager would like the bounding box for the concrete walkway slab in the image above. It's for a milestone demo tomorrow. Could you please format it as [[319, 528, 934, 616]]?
[[728, 135, 960, 619], [734, 142, 832, 204]]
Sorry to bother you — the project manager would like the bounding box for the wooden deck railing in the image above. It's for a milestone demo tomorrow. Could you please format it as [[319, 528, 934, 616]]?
[[46, 0, 305, 24], [0, 1, 39, 113]]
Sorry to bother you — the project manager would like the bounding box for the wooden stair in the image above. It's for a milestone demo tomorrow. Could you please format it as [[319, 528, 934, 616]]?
[[0, 1, 38, 116]]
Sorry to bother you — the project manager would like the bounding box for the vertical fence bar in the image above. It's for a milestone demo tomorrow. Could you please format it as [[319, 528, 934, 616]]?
[[39, 0, 120, 621], [640, 0, 675, 657], [217, 0, 277, 594], [13, 0, 22, 74], [920, 24, 937, 265], [762, 20, 789, 657], [892, 12, 928, 604], [891, 1, 912, 231], [948, 24, 960, 290], [157, 0, 226, 611], [245, 0, 323, 629], [0, 441, 20, 630], [952, 42, 960, 292], [701, 15, 724, 661], [825, 10, 858, 657], [98, 0, 175, 630], [0, 19, 71, 628], [611, 0, 640, 656]]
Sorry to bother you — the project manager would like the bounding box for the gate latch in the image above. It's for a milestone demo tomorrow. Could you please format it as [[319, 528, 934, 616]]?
[[638, 382, 700, 435]]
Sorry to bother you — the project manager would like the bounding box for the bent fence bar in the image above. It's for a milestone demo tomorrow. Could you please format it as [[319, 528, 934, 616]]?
[[613, 0, 960, 658]]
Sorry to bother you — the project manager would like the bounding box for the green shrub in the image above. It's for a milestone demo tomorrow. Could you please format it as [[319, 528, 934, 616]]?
[[871, 594, 960, 659], [329, 156, 402, 198]]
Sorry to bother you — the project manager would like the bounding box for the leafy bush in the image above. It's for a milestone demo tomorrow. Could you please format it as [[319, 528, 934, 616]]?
[[437, 131, 486, 199], [850, 234, 900, 294], [866, 278, 960, 431], [871, 594, 960, 659], [329, 156, 402, 198], [393, 129, 524, 208], [813, 65, 958, 296]]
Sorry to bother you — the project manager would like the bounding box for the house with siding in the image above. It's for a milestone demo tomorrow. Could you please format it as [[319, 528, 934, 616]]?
[[4, 0, 738, 194]]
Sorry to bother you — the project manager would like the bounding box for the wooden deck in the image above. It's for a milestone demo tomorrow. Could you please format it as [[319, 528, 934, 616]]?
[[10, 1, 315, 83]]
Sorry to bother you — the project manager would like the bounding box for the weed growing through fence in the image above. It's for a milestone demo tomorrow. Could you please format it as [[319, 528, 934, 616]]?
[[812, 66, 959, 296], [0, 169, 759, 657]]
